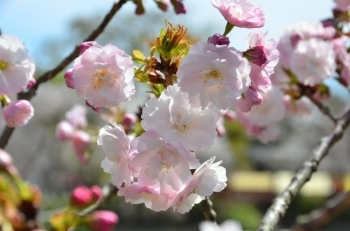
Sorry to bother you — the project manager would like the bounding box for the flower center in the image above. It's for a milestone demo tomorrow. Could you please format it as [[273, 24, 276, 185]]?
[[91, 69, 116, 90], [201, 69, 223, 83], [0, 60, 8, 71]]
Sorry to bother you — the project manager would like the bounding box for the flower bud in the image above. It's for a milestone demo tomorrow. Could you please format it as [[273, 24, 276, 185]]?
[[72, 131, 91, 164], [154, 0, 169, 11], [90, 185, 102, 203], [55, 121, 75, 141], [70, 186, 92, 208], [64, 68, 75, 89], [122, 113, 137, 127], [243, 46, 267, 66], [80, 41, 97, 54], [86, 211, 119, 231], [3, 100, 34, 128], [207, 34, 230, 46], [0, 149, 18, 177], [26, 77, 36, 89], [171, 0, 186, 14]]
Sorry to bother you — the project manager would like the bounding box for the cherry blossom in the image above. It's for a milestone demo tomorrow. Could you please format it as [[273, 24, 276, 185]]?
[[68, 43, 135, 108], [98, 122, 134, 188], [334, 0, 350, 12], [0, 35, 35, 95], [212, 0, 265, 28], [2, 100, 34, 128], [141, 84, 219, 152], [172, 157, 227, 214], [177, 42, 251, 110], [290, 38, 336, 86]]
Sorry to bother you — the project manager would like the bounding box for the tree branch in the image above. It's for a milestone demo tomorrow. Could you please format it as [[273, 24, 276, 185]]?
[[304, 93, 337, 123], [200, 197, 217, 222], [292, 192, 350, 231], [0, 0, 127, 150], [257, 109, 350, 231]]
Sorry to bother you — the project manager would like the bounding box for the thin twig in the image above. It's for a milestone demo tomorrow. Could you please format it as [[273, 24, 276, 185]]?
[[257, 109, 350, 231], [0, 0, 127, 150], [200, 197, 217, 222], [304, 94, 337, 123], [292, 192, 350, 231]]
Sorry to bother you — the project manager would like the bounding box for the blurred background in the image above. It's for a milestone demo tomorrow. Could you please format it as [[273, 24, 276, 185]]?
[[1, 0, 350, 230]]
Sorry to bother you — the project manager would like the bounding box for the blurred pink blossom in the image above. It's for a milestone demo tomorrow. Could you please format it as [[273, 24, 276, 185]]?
[[3, 100, 34, 128]]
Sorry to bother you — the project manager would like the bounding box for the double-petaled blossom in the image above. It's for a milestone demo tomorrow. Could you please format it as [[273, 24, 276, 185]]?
[[67, 43, 135, 108], [290, 38, 336, 86], [141, 84, 219, 152], [236, 87, 285, 143], [334, 0, 350, 12], [98, 122, 134, 188], [172, 157, 227, 214], [238, 31, 279, 112], [0, 35, 35, 96], [3, 100, 34, 128], [212, 0, 265, 28], [177, 42, 251, 110]]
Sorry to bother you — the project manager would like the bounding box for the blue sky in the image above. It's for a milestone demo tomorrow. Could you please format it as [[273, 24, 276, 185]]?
[[0, 0, 334, 63]]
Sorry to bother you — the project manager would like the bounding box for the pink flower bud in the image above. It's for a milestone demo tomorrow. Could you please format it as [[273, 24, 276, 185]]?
[[122, 113, 137, 127], [3, 100, 34, 128], [87, 211, 119, 231], [80, 41, 98, 54], [70, 186, 92, 208], [26, 77, 36, 89], [64, 68, 75, 89], [243, 46, 267, 66], [72, 131, 91, 164], [207, 34, 230, 46], [155, 0, 169, 11], [90, 185, 102, 203], [0, 149, 18, 176], [171, 0, 186, 14], [55, 121, 75, 141]]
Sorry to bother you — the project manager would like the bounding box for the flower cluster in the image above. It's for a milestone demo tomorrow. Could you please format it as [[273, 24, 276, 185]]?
[[56, 105, 92, 164], [0, 35, 36, 127]]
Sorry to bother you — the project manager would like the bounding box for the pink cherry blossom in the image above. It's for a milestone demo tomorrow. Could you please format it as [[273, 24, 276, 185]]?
[[177, 42, 251, 110], [64, 68, 75, 89], [277, 21, 336, 69], [290, 38, 336, 86], [130, 130, 197, 193], [72, 130, 91, 165], [0, 35, 35, 96], [172, 157, 227, 214], [65, 104, 87, 129], [142, 84, 219, 152], [212, 0, 265, 28], [98, 122, 134, 188], [236, 87, 263, 112], [56, 121, 75, 141], [118, 182, 174, 212], [70, 43, 135, 108], [3, 100, 34, 128], [334, 0, 350, 12]]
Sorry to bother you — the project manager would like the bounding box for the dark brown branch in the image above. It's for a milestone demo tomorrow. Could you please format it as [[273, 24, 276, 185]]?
[[257, 109, 350, 231], [0, 0, 127, 150], [292, 192, 350, 231], [200, 197, 217, 222]]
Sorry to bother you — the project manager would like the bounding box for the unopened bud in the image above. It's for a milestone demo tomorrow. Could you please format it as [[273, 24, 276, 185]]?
[[208, 34, 230, 46], [80, 41, 97, 54], [243, 46, 267, 66], [86, 211, 119, 231], [70, 186, 92, 208], [64, 68, 75, 89], [3, 100, 34, 128]]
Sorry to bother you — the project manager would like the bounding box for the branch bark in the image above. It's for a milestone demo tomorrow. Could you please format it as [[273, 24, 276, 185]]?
[[257, 109, 350, 231], [200, 197, 217, 222], [292, 192, 350, 231], [0, 0, 127, 150]]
